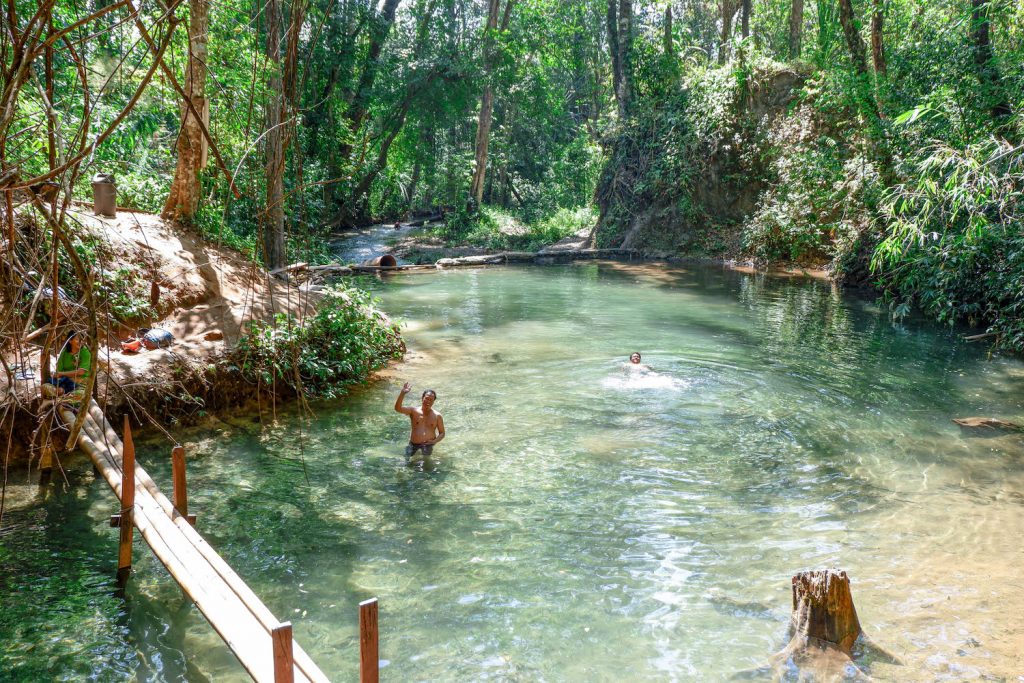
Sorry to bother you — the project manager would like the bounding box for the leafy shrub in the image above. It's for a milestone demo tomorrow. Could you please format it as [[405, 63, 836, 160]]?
[[234, 285, 404, 399], [433, 205, 596, 252], [872, 139, 1024, 349]]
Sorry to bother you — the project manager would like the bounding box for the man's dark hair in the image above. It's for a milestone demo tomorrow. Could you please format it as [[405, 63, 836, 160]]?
[[422, 389, 437, 399]]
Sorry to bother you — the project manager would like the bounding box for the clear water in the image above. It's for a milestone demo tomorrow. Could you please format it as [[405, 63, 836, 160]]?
[[3, 263, 1023, 682]]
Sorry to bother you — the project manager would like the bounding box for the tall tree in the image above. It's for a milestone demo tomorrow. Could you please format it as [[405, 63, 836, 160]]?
[[607, 0, 633, 118], [162, 0, 210, 222], [664, 4, 673, 55], [719, 0, 738, 64], [264, 0, 286, 269], [788, 0, 803, 58], [616, 0, 634, 114], [970, 0, 1012, 122], [870, 0, 885, 74], [338, 0, 403, 164], [837, 0, 868, 75], [607, 0, 621, 109], [741, 0, 751, 39], [470, 0, 515, 205]]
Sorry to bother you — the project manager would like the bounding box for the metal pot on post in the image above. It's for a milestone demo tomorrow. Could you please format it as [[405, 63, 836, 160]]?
[[91, 173, 117, 217]]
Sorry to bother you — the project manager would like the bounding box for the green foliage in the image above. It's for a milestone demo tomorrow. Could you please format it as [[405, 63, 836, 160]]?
[[95, 264, 157, 322], [234, 285, 404, 399], [433, 205, 596, 252], [872, 140, 1024, 350]]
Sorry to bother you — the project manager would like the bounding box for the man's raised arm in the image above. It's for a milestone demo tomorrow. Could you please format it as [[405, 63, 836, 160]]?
[[394, 382, 414, 414]]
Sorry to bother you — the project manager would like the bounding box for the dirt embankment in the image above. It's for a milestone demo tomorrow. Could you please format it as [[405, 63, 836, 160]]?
[[594, 68, 809, 257], [4, 209, 318, 459]]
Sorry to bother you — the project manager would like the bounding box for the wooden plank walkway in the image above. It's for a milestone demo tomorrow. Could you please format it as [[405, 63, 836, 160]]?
[[58, 399, 331, 683]]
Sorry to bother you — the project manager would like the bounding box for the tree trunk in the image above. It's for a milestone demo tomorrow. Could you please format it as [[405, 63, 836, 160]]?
[[616, 0, 633, 117], [741, 0, 751, 39], [264, 0, 286, 269], [788, 0, 803, 59], [767, 569, 872, 680], [789, 569, 862, 653], [971, 0, 1012, 122], [870, 0, 885, 74], [664, 5, 673, 55], [338, 0, 402, 163], [837, 0, 868, 76], [607, 0, 621, 110], [162, 0, 209, 223], [719, 0, 737, 64], [470, 0, 515, 205]]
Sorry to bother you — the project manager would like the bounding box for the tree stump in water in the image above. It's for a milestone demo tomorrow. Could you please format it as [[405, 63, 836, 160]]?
[[765, 569, 870, 680], [790, 569, 862, 653]]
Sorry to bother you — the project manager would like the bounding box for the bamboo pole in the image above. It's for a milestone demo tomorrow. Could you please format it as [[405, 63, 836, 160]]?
[[359, 599, 379, 683], [273, 622, 295, 683], [117, 416, 135, 584]]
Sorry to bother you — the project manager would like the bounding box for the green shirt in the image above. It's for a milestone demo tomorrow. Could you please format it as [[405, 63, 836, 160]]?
[[56, 346, 91, 380]]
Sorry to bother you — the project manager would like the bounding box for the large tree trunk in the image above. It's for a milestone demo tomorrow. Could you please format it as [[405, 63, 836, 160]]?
[[719, 0, 737, 64], [741, 0, 751, 39], [162, 0, 209, 223], [870, 0, 885, 74], [263, 0, 286, 269], [615, 0, 633, 116], [607, 0, 621, 110], [469, 0, 514, 205], [971, 0, 1012, 122], [788, 0, 803, 59], [837, 0, 868, 75], [664, 5, 673, 55]]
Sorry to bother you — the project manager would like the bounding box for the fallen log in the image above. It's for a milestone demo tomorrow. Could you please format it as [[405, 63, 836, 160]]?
[[269, 262, 308, 276], [953, 416, 1021, 432], [435, 254, 506, 267]]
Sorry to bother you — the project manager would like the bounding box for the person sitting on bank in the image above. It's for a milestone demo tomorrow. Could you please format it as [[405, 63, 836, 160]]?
[[394, 382, 445, 457], [46, 331, 91, 396]]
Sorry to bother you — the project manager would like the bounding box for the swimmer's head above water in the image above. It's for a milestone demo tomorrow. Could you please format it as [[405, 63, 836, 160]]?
[[629, 352, 642, 364]]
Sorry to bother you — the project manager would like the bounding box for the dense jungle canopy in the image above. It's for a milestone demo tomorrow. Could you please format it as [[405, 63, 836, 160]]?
[[1, 0, 1022, 349]]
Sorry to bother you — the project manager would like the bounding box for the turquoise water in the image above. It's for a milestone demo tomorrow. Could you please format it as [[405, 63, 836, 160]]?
[[3, 263, 1023, 681]]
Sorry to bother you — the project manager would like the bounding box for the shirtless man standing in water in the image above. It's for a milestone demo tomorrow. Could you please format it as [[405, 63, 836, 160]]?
[[394, 382, 445, 457]]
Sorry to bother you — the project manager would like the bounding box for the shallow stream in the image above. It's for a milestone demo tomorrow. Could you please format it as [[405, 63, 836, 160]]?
[[2, 263, 1023, 681]]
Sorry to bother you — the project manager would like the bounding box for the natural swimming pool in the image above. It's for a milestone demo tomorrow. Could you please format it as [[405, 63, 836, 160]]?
[[2, 262, 1022, 681]]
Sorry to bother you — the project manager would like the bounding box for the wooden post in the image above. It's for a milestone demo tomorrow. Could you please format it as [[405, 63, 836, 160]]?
[[359, 598, 379, 683], [272, 621, 294, 683], [171, 445, 195, 525], [40, 444, 54, 473], [117, 416, 136, 585]]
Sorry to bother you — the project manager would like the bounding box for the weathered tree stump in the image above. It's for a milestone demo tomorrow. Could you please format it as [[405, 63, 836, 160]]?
[[765, 569, 870, 680], [790, 568, 862, 653]]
